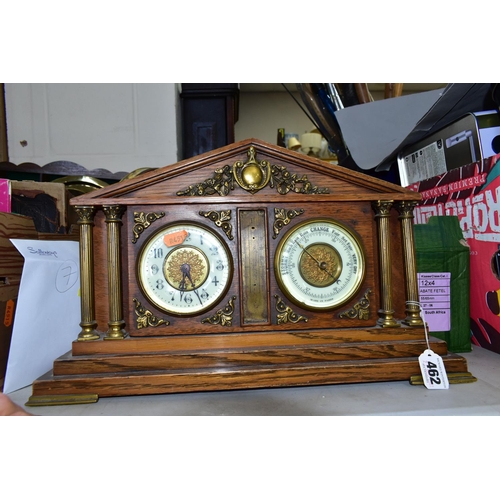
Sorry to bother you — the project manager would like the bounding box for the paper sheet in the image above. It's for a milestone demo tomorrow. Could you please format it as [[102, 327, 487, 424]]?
[[3, 239, 80, 393], [335, 88, 445, 171]]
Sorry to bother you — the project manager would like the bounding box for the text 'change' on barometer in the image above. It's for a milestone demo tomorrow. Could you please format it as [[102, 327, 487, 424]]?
[[275, 218, 366, 311]]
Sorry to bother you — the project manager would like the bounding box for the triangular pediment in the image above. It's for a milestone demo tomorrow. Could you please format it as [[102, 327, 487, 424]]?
[[70, 138, 420, 206]]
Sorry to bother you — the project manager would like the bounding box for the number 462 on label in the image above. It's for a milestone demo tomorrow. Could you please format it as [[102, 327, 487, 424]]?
[[418, 349, 449, 390]]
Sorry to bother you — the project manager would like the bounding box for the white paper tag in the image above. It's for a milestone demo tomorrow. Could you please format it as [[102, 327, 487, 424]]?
[[418, 349, 449, 390], [418, 272, 451, 332]]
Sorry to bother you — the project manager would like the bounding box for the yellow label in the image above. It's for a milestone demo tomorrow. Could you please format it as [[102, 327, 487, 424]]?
[[4, 299, 15, 327], [164, 230, 188, 247]]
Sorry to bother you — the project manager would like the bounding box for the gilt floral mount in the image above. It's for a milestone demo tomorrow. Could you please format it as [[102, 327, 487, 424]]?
[[177, 146, 329, 197]]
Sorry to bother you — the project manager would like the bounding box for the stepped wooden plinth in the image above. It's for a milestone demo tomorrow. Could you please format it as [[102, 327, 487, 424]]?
[[28, 327, 471, 403]]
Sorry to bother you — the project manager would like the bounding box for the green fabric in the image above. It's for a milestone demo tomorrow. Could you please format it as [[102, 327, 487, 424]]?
[[414, 216, 471, 352]]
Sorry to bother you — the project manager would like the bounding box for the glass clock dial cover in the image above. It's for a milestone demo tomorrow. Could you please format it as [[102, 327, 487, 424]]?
[[138, 222, 233, 315], [275, 218, 365, 310]]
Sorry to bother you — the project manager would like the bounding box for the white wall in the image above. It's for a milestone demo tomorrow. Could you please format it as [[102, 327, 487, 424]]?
[[5, 83, 180, 173]]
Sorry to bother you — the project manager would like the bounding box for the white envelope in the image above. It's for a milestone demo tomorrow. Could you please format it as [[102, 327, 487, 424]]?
[[4, 239, 80, 393]]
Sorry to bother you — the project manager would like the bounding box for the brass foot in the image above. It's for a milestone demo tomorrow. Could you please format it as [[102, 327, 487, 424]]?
[[410, 372, 477, 385], [26, 394, 99, 407]]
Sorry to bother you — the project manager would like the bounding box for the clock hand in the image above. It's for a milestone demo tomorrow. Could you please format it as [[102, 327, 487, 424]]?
[[182, 264, 204, 306], [179, 263, 190, 300], [191, 287, 203, 306], [295, 240, 336, 279], [179, 273, 187, 300]]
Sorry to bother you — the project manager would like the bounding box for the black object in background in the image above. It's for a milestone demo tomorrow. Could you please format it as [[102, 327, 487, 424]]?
[[180, 84, 239, 160]]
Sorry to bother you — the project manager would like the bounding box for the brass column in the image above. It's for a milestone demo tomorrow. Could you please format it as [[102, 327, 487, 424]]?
[[396, 200, 424, 326], [103, 205, 128, 340], [75, 205, 100, 341], [372, 200, 400, 327]]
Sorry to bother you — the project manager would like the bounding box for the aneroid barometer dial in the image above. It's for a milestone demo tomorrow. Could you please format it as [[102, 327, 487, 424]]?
[[275, 218, 365, 311], [138, 222, 233, 315]]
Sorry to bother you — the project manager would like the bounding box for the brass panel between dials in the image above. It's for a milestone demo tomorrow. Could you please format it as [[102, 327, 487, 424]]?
[[239, 209, 269, 324]]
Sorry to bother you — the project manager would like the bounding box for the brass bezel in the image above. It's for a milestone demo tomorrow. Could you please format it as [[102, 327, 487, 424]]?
[[137, 221, 234, 317], [274, 218, 366, 311]]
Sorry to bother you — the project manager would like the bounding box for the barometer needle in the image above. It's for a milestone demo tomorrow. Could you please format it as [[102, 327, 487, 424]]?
[[295, 240, 336, 279]]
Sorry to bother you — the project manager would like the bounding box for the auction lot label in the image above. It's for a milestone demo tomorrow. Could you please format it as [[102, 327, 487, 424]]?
[[418, 272, 451, 331]]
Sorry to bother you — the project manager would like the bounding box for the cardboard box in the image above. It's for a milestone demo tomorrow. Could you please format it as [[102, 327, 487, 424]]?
[[408, 153, 500, 354], [0, 178, 11, 213], [414, 216, 471, 352], [0, 212, 38, 388], [398, 111, 500, 186], [0, 285, 18, 390]]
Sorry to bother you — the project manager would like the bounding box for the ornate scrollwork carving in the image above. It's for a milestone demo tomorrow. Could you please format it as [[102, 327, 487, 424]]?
[[133, 298, 169, 329], [270, 164, 329, 195], [199, 210, 233, 240], [201, 295, 236, 327], [273, 208, 305, 238], [176, 147, 329, 197], [338, 289, 371, 320], [176, 164, 234, 197], [274, 295, 308, 324], [132, 211, 165, 243]]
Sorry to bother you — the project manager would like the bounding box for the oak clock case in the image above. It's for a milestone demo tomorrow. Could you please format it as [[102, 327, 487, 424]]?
[[26, 139, 473, 406]]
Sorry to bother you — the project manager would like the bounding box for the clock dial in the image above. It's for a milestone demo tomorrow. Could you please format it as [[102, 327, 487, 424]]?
[[137, 222, 232, 315], [275, 218, 365, 311]]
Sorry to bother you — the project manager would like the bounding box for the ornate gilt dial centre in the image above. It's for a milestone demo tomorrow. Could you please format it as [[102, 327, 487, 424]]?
[[164, 246, 209, 291], [299, 243, 342, 287]]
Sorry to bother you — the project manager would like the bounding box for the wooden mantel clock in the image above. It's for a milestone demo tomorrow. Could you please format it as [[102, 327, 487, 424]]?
[[27, 138, 471, 405]]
